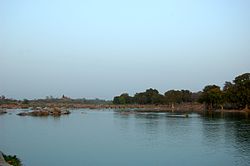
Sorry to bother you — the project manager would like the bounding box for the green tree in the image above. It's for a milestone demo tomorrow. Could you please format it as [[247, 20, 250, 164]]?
[[151, 93, 164, 104], [233, 73, 250, 109], [223, 81, 237, 108], [164, 90, 192, 104], [113, 96, 120, 104], [191, 91, 202, 102], [164, 90, 182, 104], [113, 93, 133, 104], [181, 90, 192, 102], [199, 85, 224, 110], [134, 93, 147, 104], [134, 88, 164, 104]]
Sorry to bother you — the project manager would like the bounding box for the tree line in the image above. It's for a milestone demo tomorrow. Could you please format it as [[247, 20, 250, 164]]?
[[113, 89, 201, 105], [113, 73, 250, 110]]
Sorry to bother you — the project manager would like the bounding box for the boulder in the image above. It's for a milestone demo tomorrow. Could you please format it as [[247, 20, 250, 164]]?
[[0, 110, 7, 115], [17, 108, 70, 117], [17, 112, 28, 116]]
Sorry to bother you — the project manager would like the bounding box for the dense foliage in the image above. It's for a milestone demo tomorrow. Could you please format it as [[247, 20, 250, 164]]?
[[3, 153, 22, 166], [164, 90, 192, 104], [199, 73, 250, 110], [199, 85, 224, 110], [113, 73, 250, 110], [134, 89, 164, 104], [113, 88, 198, 105]]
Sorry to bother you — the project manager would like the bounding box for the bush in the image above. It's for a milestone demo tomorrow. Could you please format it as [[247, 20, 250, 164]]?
[[3, 153, 22, 166]]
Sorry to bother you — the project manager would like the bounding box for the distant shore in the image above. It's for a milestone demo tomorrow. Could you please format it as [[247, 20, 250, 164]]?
[[0, 102, 204, 111], [1, 102, 249, 114]]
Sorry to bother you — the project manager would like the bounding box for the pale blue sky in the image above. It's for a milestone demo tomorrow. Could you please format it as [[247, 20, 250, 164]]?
[[1, 0, 250, 99]]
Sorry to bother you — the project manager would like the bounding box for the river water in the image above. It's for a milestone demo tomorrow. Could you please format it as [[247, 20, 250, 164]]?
[[0, 109, 250, 166]]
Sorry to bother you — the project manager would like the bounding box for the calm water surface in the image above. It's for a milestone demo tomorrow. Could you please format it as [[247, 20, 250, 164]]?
[[0, 109, 250, 166]]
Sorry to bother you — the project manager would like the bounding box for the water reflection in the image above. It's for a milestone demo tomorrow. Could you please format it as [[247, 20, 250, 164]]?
[[231, 120, 250, 166], [201, 116, 250, 165], [134, 113, 161, 135], [114, 112, 162, 135]]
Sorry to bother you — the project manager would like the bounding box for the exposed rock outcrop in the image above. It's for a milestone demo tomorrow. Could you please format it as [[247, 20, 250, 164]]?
[[17, 107, 70, 117], [0, 109, 7, 115]]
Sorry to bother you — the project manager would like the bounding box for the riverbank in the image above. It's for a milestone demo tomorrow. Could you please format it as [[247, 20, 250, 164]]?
[[1, 102, 249, 114], [0, 102, 204, 112]]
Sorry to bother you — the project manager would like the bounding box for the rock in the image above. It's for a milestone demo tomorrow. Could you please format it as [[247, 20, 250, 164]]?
[[61, 110, 71, 115], [0, 110, 7, 115], [30, 111, 49, 116], [17, 108, 70, 117], [17, 112, 28, 116]]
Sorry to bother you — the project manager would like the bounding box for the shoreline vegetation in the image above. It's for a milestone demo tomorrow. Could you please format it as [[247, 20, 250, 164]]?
[[0, 73, 249, 116], [0, 151, 22, 166]]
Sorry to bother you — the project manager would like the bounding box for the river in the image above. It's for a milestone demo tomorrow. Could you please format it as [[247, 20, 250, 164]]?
[[0, 109, 250, 166]]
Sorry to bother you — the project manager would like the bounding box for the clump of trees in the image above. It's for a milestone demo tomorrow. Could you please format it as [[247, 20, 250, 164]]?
[[113, 73, 250, 111], [113, 93, 134, 104], [198, 85, 224, 110], [113, 88, 200, 105], [164, 90, 192, 104], [134, 89, 164, 104], [199, 73, 250, 110]]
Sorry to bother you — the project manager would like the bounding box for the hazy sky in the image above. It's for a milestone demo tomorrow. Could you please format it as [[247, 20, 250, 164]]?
[[1, 0, 250, 100]]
